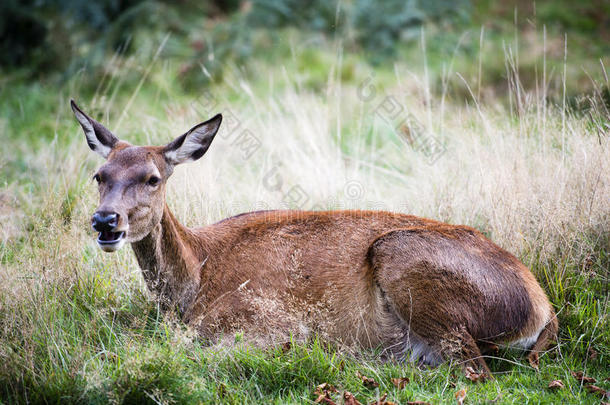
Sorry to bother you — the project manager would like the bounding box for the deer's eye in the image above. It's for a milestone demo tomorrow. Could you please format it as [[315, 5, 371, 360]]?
[[93, 174, 101, 183], [147, 176, 160, 186]]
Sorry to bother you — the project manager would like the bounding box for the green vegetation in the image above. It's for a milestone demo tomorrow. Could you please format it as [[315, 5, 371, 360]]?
[[1, 0, 609, 403]]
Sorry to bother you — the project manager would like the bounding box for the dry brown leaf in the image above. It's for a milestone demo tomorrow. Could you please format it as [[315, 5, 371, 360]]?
[[368, 393, 396, 405], [571, 371, 596, 384], [315, 383, 338, 395], [314, 383, 338, 405], [314, 391, 337, 405], [281, 341, 291, 353], [455, 388, 467, 405], [357, 371, 380, 388], [343, 391, 363, 405], [547, 380, 565, 390], [406, 401, 431, 405], [464, 366, 486, 383], [391, 377, 410, 390], [585, 385, 609, 398]]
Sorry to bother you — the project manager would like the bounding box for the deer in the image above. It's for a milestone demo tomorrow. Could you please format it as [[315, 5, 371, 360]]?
[[71, 99, 557, 378]]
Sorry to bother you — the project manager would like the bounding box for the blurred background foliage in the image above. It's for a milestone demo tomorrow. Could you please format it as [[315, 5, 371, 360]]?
[[1, 0, 609, 127], [3, 0, 608, 87]]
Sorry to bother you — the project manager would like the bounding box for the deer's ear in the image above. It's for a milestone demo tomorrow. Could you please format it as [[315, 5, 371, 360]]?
[[163, 114, 222, 165], [71, 100, 119, 159]]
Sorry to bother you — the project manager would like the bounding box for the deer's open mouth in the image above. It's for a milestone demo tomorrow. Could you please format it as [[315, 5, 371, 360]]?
[[97, 231, 126, 252], [98, 231, 125, 244]]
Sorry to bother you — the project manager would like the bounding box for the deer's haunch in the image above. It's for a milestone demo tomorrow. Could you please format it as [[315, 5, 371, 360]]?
[[71, 100, 557, 377]]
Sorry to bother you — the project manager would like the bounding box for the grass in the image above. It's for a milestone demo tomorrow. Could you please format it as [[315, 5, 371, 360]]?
[[1, 14, 609, 405]]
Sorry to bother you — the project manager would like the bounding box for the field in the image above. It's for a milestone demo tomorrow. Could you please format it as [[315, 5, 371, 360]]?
[[1, 1, 609, 403]]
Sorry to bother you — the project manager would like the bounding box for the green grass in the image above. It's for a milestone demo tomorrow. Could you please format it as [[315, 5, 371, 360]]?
[[1, 7, 609, 404]]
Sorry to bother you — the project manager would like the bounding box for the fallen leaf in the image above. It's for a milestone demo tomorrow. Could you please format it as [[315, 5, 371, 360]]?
[[585, 385, 609, 398], [455, 388, 467, 405], [391, 377, 410, 390], [343, 391, 362, 405], [314, 391, 336, 405], [315, 383, 338, 395], [368, 393, 396, 405], [281, 341, 291, 353], [587, 347, 598, 361], [547, 380, 565, 390], [357, 371, 379, 388], [406, 401, 431, 405], [571, 371, 596, 384], [314, 383, 338, 405], [464, 366, 486, 383]]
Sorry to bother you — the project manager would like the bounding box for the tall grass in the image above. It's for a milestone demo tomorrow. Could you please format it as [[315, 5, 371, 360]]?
[[0, 26, 608, 403]]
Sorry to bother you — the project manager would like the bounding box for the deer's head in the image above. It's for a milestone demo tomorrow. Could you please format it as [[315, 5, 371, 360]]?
[[71, 100, 222, 252]]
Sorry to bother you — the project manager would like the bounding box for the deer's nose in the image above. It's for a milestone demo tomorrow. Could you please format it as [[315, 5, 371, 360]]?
[[92, 211, 119, 232]]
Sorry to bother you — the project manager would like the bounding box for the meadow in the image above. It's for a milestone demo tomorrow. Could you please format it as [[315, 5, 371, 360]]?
[[0, 2, 609, 403]]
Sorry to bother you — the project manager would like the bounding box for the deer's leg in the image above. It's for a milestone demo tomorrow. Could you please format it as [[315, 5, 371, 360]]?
[[451, 326, 493, 379], [403, 323, 492, 379], [526, 315, 558, 370]]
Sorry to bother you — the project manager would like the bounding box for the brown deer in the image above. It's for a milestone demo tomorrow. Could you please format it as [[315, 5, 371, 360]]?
[[71, 100, 557, 378]]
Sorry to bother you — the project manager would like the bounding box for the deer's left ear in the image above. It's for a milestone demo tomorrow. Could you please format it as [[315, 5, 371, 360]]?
[[71, 100, 119, 159], [163, 114, 222, 165]]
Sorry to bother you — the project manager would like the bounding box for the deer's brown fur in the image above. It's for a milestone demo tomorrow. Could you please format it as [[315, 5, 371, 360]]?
[[71, 100, 557, 377]]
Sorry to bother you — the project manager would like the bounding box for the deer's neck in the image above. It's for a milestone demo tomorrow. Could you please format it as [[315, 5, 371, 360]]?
[[131, 204, 207, 314]]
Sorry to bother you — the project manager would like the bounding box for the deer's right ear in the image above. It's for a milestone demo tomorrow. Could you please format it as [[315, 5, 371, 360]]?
[[70, 100, 119, 159]]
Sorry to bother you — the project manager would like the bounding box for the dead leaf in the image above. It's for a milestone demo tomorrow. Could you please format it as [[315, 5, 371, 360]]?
[[585, 385, 609, 398], [315, 383, 338, 395], [406, 401, 431, 405], [391, 377, 410, 390], [281, 341, 291, 353], [455, 388, 467, 405], [547, 380, 565, 390], [357, 371, 379, 388], [314, 383, 338, 404], [464, 366, 486, 383], [368, 393, 396, 405], [343, 391, 362, 405], [314, 391, 336, 405], [571, 371, 596, 384]]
